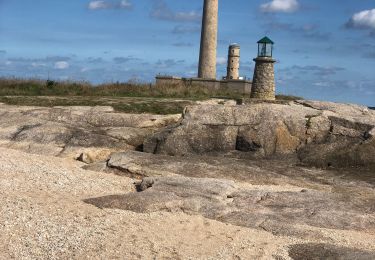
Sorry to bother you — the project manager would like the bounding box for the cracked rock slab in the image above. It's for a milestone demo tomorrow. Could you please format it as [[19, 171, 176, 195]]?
[[144, 100, 375, 169], [85, 175, 375, 238], [0, 104, 181, 161]]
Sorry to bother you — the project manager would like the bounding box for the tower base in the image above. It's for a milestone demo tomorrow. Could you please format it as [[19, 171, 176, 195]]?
[[251, 57, 276, 100]]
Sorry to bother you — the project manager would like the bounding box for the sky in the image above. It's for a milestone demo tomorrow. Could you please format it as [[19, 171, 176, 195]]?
[[0, 0, 374, 106]]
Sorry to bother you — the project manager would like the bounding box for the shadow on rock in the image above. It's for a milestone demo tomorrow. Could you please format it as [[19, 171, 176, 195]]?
[[84, 177, 375, 238], [288, 243, 375, 260], [144, 101, 375, 169]]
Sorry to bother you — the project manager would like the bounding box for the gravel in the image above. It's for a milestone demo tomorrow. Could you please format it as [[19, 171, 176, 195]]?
[[0, 147, 374, 259]]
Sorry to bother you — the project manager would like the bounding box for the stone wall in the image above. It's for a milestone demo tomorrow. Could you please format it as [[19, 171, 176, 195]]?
[[220, 80, 252, 95], [251, 57, 276, 100], [155, 76, 183, 86], [155, 76, 252, 95]]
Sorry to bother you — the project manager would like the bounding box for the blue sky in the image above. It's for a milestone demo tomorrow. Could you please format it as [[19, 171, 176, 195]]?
[[0, 0, 374, 105]]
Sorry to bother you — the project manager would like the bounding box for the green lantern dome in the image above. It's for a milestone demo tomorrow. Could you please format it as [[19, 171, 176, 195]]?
[[257, 36, 274, 44], [257, 36, 274, 57]]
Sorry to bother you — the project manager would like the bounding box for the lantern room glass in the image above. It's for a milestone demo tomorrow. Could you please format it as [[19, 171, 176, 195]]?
[[258, 42, 273, 57]]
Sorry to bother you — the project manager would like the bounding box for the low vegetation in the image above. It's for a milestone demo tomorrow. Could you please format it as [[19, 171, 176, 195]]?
[[0, 96, 194, 115], [0, 78, 303, 114], [0, 78, 243, 98]]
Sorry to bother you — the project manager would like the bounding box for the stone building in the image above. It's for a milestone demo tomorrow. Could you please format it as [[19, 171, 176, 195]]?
[[226, 44, 240, 80], [250, 37, 276, 100]]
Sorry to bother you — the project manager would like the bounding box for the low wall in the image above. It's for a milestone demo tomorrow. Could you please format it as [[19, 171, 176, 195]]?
[[155, 76, 184, 86], [155, 76, 252, 95], [219, 80, 252, 95]]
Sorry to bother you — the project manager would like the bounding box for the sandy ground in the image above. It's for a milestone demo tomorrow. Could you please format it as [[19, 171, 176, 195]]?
[[0, 147, 374, 259]]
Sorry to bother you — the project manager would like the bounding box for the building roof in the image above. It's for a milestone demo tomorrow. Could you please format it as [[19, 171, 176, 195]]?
[[257, 36, 274, 44], [229, 43, 240, 48]]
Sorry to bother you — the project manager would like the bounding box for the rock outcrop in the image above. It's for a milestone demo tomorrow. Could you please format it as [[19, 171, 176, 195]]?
[[0, 104, 180, 162], [93, 150, 375, 233], [87, 151, 375, 239], [144, 100, 375, 169], [106, 150, 375, 186], [1, 100, 374, 258]]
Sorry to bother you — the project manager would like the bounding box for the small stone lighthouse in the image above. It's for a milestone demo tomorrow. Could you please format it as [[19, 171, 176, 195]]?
[[226, 44, 240, 80], [251, 36, 276, 100]]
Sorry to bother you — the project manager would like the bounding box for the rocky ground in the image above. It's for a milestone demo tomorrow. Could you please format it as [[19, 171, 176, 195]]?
[[0, 103, 180, 163], [145, 100, 375, 169], [0, 100, 374, 259]]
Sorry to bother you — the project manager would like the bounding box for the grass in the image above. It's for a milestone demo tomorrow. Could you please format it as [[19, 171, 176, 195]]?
[[0, 96, 194, 115], [275, 94, 303, 101], [0, 78, 304, 114], [0, 78, 246, 99]]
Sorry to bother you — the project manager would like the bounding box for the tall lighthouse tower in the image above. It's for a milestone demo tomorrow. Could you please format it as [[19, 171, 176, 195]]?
[[198, 0, 218, 79]]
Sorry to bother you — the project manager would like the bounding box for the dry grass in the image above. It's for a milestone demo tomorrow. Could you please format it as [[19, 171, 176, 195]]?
[[0, 78, 303, 100], [0, 78, 246, 99], [0, 96, 194, 115], [0, 78, 304, 114]]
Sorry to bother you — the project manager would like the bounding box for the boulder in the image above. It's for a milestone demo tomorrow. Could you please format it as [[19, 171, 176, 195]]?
[[75, 148, 114, 164], [144, 100, 375, 169]]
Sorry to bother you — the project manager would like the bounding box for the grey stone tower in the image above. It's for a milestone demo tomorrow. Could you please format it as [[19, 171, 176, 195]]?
[[226, 43, 240, 80], [198, 0, 218, 79], [251, 36, 276, 100]]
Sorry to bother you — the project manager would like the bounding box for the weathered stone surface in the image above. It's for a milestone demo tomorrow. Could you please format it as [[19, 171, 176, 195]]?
[[196, 98, 237, 106], [108, 151, 370, 187], [91, 151, 375, 238], [86, 176, 237, 215], [251, 57, 276, 100], [1, 101, 375, 258], [86, 174, 375, 236], [145, 101, 375, 168], [75, 148, 114, 164], [198, 0, 218, 79], [145, 124, 238, 155], [288, 243, 375, 260], [105, 127, 153, 148], [0, 104, 180, 161]]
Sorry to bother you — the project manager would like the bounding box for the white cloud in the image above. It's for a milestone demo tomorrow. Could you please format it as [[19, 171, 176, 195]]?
[[313, 82, 330, 87], [217, 57, 227, 65], [174, 11, 201, 22], [119, 0, 132, 9], [150, 1, 201, 23], [347, 9, 375, 30], [88, 0, 132, 10], [88, 1, 109, 10], [260, 0, 299, 13], [54, 61, 69, 70]]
